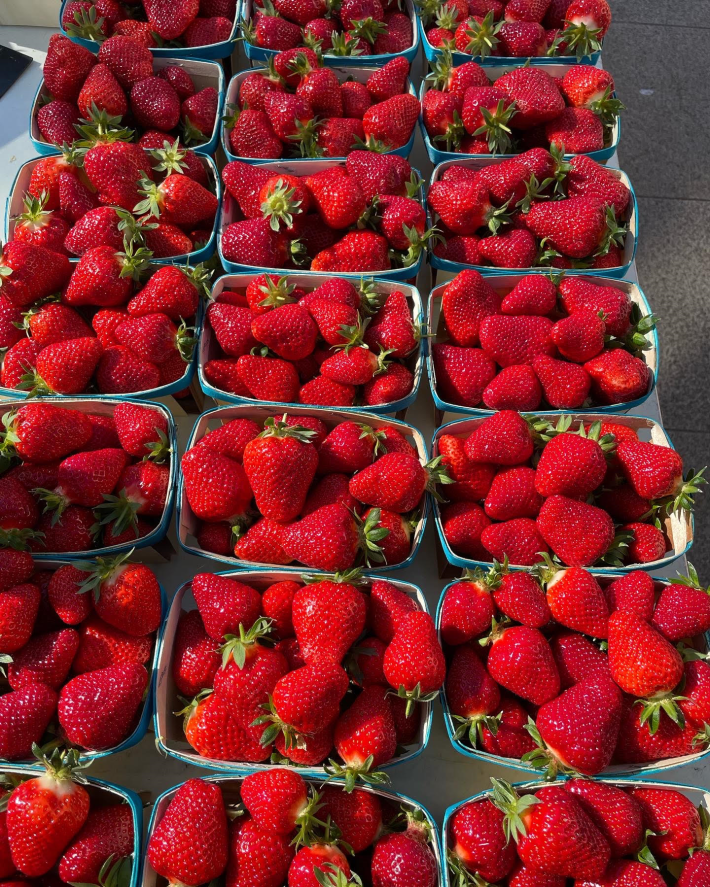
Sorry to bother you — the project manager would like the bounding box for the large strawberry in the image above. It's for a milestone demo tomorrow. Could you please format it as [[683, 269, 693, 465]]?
[[383, 610, 445, 711], [292, 577, 367, 666], [58, 805, 135, 885]]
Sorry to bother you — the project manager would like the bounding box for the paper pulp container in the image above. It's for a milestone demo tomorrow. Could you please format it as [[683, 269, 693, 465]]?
[[1, 558, 167, 765], [418, 17, 603, 66], [5, 155, 221, 266], [30, 56, 225, 156], [431, 412, 693, 574], [419, 60, 620, 166], [142, 775, 442, 887], [441, 779, 707, 887], [427, 156, 638, 279], [58, 0, 240, 58], [427, 274, 657, 419], [241, 0, 419, 66], [154, 570, 433, 774], [436, 574, 710, 778], [0, 398, 177, 559], [222, 67, 417, 163], [199, 273, 425, 415], [0, 763, 143, 883], [218, 158, 425, 282], [177, 403, 429, 571]]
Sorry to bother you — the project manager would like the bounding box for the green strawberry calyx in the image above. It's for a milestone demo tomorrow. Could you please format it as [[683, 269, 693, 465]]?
[[315, 862, 363, 887], [473, 99, 518, 156], [559, 18, 604, 62], [452, 709, 502, 751], [301, 568, 366, 585], [93, 490, 141, 538], [488, 778, 539, 843], [261, 178, 307, 232], [220, 616, 274, 670], [33, 743, 92, 783], [0, 526, 44, 551], [424, 455, 455, 501], [254, 275, 298, 310], [64, 4, 106, 42], [258, 415, 318, 443], [149, 139, 190, 176], [355, 507, 389, 566], [325, 754, 390, 793], [522, 718, 581, 779], [71, 548, 134, 602], [389, 681, 438, 718]]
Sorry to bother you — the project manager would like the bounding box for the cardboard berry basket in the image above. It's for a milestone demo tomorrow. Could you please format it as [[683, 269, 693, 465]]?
[[218, 158, 426, 282], [436, 575, 710, 779], [241, 0, 420, 67], [141, 775, 443, 887], [419, 61, 621, 166], [0, 763, 143, 884], [426, 156, 638, 280], [441, 779, 707, 887], [176, 403, 429, 571], [427, 274, 658, 422], [1, 558, 167, 766], [198, 272, 425, 416], [153, 570, 433, 775], [0, 264, 204, 403], [4, 154, 222, 267], [58, 0, 240, 59], [430, 412, 693, 575], [30, 56, 225, 157], [418, 18, 602, 66], [0, 398, 177, 560], [221, 67, 418, 163]]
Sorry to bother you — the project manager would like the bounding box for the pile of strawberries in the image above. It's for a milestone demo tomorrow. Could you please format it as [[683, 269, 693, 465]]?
[[0, 540, 162, 758], [423, 57, 621, 156], [421, 0, 611, 59], [0, 249, 209, 396], [243, 0, 414, 58], [448, 779, 709, 885], [441, 560, 710, 771], [62, 0, 236, 48], [149, 776, 439, 887], [181, 412, 437, 569], [0, 750, 136, 884], [435, 413, 705, 568], [221, 153, 429, 273], [203, 275, 418, 407], [429, 150, 632, 271], [432, 270, 654, 410], [37, 35, 219, 150], [172, 570, 444, 773], [225, 54, 419, 159], [0, 402, 171, 554]]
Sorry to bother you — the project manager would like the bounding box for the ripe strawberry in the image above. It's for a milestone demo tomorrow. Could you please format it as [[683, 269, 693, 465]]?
[[438, 434, 496, 502], [608, 609, 683, 701], [83, 141, 154, 211], [58, 663, 148, 750], [367, 56, 410, 103], [0, 684, 57, 761], [190, 572, 261, 642], [537, 494, 614, 566], [240, 769, 308, 837], [310, 230, 391, 273], [559, 278, 631, 337], [568, 155, 631, 218], [678, 852, 710, 887], [318, 787, 382, 854], [498, 20, 547, 55], [486, 624, 560, 704], [78, 553, 162, 637], [585, 349, 651, 405], [539, 563, 609, 638], [535, 428, 609, 500], [627, 787, 702, 862], [0, 583, 40, 653], [374, 11, 414, 53], [368, 579, 416, 644], [483, 364, 543, 411], [501, 274, 557, 316], [649, 571, 710, 642], [622, 522, 667, 564], [171, 609, 221, 699], [478, 228, 538, 268], [77, 63, 127, 121], [362, 94, 420, 150], [484, 466, 544, 520], [226, 815, 294, 886], [479, 315, 555, 367], [183, 691, 269, 762], [533, 354, 591, 409], [614, 695, 700, 765], [494, 570, 551, 628], [432, 343, 497, 408], [565, 779, 643, 858], [561, 0, 611, 57], [181, 442, 253, 523], [135, 173, 217, 228], [0, 241, 72, 308], [281, 503, 385, 571], [615, 439, 687, 502], [0, 549, 33, 593], [159, 65, 196, 101], [4, 403, 93, 463], [29, 506, 95, 554], [363, 363, 414, 406], [526, 196, 620, 259], [148, 780, 228, 885], [446, 645, 501, 748], [350, 452, 448, 513], [603, 570, 655, 620], [370, 822, 438, 887], [549, 630, 609, 689], [465, 410, 535, 465], [383, 610, 445, 707], [546, 107, 604, 153], [289, 842, 351, 887], [441, 501, 491, 559], [57, 805, 134, 886], [449, 797, 517, 883], [7, 628, 79, 691], [333, 683, 397, 782], [43, 34, 96, 102], [96, 346, 161, 394]]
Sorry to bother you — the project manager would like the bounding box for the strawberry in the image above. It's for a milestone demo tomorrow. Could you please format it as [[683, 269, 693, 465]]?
[[438, 434, 496, 502], [148, 780, 228, 885], [498, 20, 547, 55], [561, 0, 611, 57], [614, 695, 701, 765], [478, 228, 538, 268], [622, 522, 667, 564], [7, 628, 79, 690], [332, 683, 397, 783], [483, 364, 543, 411], [546, 107, 604, 153], [568, 155, 631, 218], [38, 448, 127, 514], [63, 207, 124, 255], [490, 782, 610, 880], [289, 843, 351, 887], [449, 798, 517, 883], [96, 346, 161, 394], [383, 610, 445, 708], [306, 169, 367, 230], [181, 441, 253, 524], [362, 94, 419, 150], [227, 816, 294, 886], [0, 583, 40, 652], [367, 57, 410, 102], [0, 242, 72, 308], [525, 196, 620, 259], [370, 821, 438, 887], [485, 466, 544, 520], [240, 769, 308, 836], [533, 354, 591, 409], [0, 295, 23, 351], [494, 569, 551, 628], [171, 610, 221, 698], [367, 579, 416, 643], [135, 173, 218, 228], [280, 503, 386, 571], [679, 852, 710, 887], [57, 805, 134, 886], [363, 363, 413, 406], [374, 11, 414, 53], [310, 230, 391, 273], [95, 35, 152, 90], [627, 787, 702, 862], [535, 427, 610, 499], [0, 549, 33, 592], [318, 787, 382, 854], [77, 552, 162, 637], [83, 142, 154, 211], [509, 866, 566, 887], [441, 501, 491, 559], [129, 76, 181, 133], [585, 349, 651, 405], [182, 691, 269, 762], [486, 623, 559, 704], [558, 278, 630, 336], [479, 315, 555, 366], [112, 19, 160, 45], [464, 410, 535, 465], [551, 309, 606, 364], [58, 663, 148, 750], [350, 452, 448, 513], [505, 0, 550, 22], [603, 570, 655, 620], [12, 193, 70, 254], [432, 343, 496, 408], [190, 572, 261, 642], [539, 562, 609, 637], [537, 494, 614, 566], [496, 67, 564, 127], [565, 779, 644, 858], [607, 609, 683, 700], [30, 505, 96, 554], [43, 34, 96, 102], [501, 274, 557, 316], [576, 860, 665, 886], [159, 65, 196, 101], [482, 517, 548, 564], [615, 439, 688, 501], [3, 403, 93, 464], [479, 694, 535, 759], [0, 684, 57, 761], [650, 570, 710, 642], [298, 375, 357, 405], [446, 645, 501, 748], [77, 64, 127, 120]]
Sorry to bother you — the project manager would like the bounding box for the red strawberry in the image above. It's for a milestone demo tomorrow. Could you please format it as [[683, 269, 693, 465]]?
[[585, 349, 652, 405], [678, 852, 710, 887], [501, 274, 557, 315], [627, 787, 702, 862], [370, 821, 438, 887], [292, 577, 366, 665], [494, 570, 551, 628], [318, 787, 382, 854], [362, 94, 419, 150], [280, 503, 385, 572], [333, 683, 397, 783], [604, 570, 655, 620], [535, 429, 609, 500], [565, 779, 643, 858], [559, 277, 631, 337], [369, 579, 417, 643], [383, 610, 445, 708], [191, 573, 261, 642], [7, 628, 79, 691], [432, 343, 497, 408], [438, 434, 496, 502], [0, 684, 57, 761], [568, 155, 631, 218], [446, 645, 501, 748], [172, 610, 221, 698], [0, 583, 40, 653], [537, 494, 614, 566], [96, 346, 161, 395], [0, 242, 72, 308], [240, 769, 307, 835], [549, 630, 609, 689], [486, 624, 560, 704], [464, 410, 535, 465], [441, 269, 501, 346], [484, 466, 544, 520], [607, 609, 683, 699], [441, 501, 491, 559], [449, 797, 517, 883], [58, 804, 134, 885], [350, 452, 447, 513], [483, 364, 543, 411]]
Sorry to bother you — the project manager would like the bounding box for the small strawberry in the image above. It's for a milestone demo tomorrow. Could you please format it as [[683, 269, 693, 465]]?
[[622, 522, 668, 564], [441, 501, 491, 559], [446, 644, 501, 748]]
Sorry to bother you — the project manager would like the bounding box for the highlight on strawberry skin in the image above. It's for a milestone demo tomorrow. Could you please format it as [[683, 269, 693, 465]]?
[[145, 774, 441, 887], [180, 409, 440, 571], [433, 412, 705, 571], [445, 778, 709, 887], [439, 559, 710, 776], [160, 570, 443, 778], [0, 543, 163, 761], [429, 270, 656, 413], [1, 747, 138, 887], [0, 401, 174, 557], [201, 274, 422, 410]]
